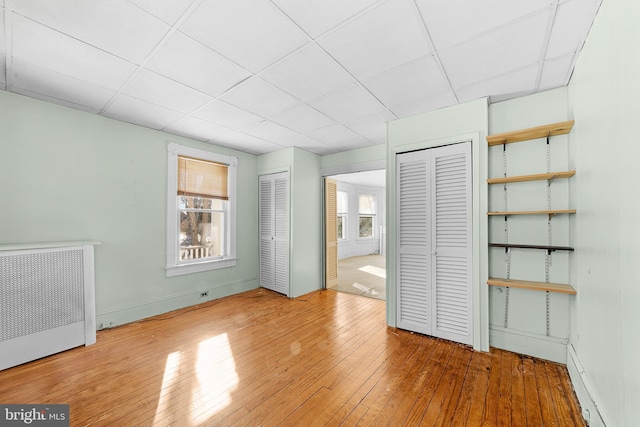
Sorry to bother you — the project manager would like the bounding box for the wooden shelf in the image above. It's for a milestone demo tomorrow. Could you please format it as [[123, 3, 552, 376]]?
[[489, 243, 574, 252], [487, 120, 575, 146], [487, 278, 576, 295], [487, 170, 576, 184], [488, 209, 576, 216]]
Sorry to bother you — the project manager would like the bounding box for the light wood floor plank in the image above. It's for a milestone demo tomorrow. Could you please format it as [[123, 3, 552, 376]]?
[[0, 288, 585, 426]]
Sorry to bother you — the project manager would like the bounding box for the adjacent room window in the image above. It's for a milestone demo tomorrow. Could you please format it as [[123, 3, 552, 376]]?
[[166, 143, 237, 277], [358, 194, 376, 239], [337, 191, 348, 240]]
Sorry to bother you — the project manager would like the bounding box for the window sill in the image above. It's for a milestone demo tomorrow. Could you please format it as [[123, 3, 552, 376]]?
[[166, 258, 237, 277]]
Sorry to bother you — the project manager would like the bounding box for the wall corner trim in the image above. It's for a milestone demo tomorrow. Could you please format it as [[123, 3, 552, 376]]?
[[567, 344, 612, 427]]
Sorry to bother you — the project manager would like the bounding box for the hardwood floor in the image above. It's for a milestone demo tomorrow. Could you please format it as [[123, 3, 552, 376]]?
[[0, 288, 585, 426]]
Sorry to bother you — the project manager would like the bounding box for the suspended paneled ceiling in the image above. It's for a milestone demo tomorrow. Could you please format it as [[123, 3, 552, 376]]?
[[0, 0, 601, 155]]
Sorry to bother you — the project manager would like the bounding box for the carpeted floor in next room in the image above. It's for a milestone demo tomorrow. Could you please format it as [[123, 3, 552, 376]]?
[[329, 254, 386, 300]]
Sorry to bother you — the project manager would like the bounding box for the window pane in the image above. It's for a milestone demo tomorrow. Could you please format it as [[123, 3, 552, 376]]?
[[337, 216, 344, 240], [179, 211, 225, 260], [359, 194, 375, 215], [359, 216, 373, 238], [337, 191, 348, 214], [179, 196, 226, 210]]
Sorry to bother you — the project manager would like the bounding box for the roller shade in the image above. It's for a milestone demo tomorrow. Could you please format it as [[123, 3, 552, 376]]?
[[178, 156, 228, 200]]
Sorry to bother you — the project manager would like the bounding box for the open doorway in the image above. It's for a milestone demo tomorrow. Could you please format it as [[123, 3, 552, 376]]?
[[325, 170, 386, 300]]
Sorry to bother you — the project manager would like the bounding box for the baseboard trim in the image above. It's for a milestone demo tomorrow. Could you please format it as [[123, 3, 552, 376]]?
[[489, 326, 567, 363], [96, 278, 258, 329], [567, 344, 611, 426]]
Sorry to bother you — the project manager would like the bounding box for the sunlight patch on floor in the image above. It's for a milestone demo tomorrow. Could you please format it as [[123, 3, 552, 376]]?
[[358, 264, 386, 279], [352, 282, 380, 296], [191, 333, 239, 425], [153, 351, 181, 425]]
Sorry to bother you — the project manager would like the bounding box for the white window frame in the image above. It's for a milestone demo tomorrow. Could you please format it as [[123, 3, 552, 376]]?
[[358, 193, 377, 240], [166, 142, 237, 277]]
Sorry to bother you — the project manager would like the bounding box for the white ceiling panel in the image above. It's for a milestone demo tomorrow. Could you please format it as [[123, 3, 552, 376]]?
[[11, 16, 137, 91], [346, 110, 395, 137], [363, 55, 449, 106], [319, 0, 432, 80], [213, 130, 284, 155], [273, 133, 330, 152], [12, 87, 102, 114], [179, 0, 309, 73], [0, 8, 5, 53], [146, 32, 251, 97], [269, 104, 336, 133], [311, 84, 387, 124], [0, 55, 5, 90], [127, 0, 194, 26], [240, 120, 299, 142], [417, 0, 552, 51], [389, 90, 458, 117], [539, 55, 574, 91], [103, 94, 184, 130], [10, 59, 115, 111], [165, 115, 231, 142], [439, 11, 549, 89], [333, 170, 385, 188], [306, 123, 370, 148], [456, 65, 538, 104], [545, 0, 601, 59], [122, 69, 212, 114], [220, 77, 300, 118], [261, 43, 355, 102], [271, 0, 379, 38], [9, 0, 169, 63], [192, 99, 262, 129]]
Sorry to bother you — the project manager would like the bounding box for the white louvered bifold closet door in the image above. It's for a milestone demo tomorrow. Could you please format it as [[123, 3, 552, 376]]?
[[397, 142, 472, 345], [259, 172, 289, 296]]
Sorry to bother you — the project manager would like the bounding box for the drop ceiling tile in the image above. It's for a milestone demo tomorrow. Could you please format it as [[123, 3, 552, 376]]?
[[128, 0, 193, 25], [274, 133, 330, 152], [271, 0, 378, 38], [103, 94, 184, 130], [306, 123, 370, 147], [362, 56, 449, 107], [12, 87, 101, 114], [165, 115, 232, 142], [539, 55, 574, 90], [213, 131, 284, 155], [0, 9, 5, 53], [416, 0, 552, 51], [11, 16, 137, 91], [269, 104, 336, 133], [545, 0, 601, 59], [240, 120, 299, 141], [389, 90, 458, 117], [0, 55, 5, 90], [10, 58, 116, 111], [193, 99, 262, 129], [346, 110, 395, 137], [179, 0, 309, 73], [146, 32, 251, 97], [455, 65, 538, 104], [220, 77, 300, 118], [318, 0, 432, 80], [10, 0, 169, 63], [311, 84, 387, 124], [122, 69, 212, 114], [439, 10, 549, 89], [261, 43, 356, 102]]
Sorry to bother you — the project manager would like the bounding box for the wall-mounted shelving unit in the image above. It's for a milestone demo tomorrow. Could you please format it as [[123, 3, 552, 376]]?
[[487, 120, 576, 305]]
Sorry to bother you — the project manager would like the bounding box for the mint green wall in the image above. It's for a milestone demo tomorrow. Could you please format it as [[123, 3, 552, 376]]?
[[0, 91, 259, 328], [566, 0, 640, 424], [387, 98, 489, 351], [257, 147, 322, 298], [320, 144, 386, 170], [487, 88, 573, 363]]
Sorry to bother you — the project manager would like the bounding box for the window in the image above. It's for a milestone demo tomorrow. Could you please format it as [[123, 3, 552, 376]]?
[[337, 191, 348, 240], [166, 143, 237, 277], [358, 194, 376, 239]]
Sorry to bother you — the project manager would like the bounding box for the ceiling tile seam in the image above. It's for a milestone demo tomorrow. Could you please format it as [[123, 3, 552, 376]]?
[[123, 0, 186, 27], [3, 7, 11, 90], [410, 0, 459, 105], [533, 2, 560, 93], [98, 0, 206, 115], [12, 86, 101, 113]]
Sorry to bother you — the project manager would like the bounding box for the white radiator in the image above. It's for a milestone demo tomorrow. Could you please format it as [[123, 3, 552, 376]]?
[[0, 242, 98, 371]]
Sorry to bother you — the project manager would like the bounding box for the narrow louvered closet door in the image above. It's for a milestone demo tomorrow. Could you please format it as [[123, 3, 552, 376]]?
[[396, 150, 431, 335], [259, 172, 289, 296], [396, 142, 472, 344], [430, 143, 472, 345]]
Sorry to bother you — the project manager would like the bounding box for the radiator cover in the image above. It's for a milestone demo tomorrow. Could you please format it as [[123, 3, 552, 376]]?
[[0, 242, 98, 371]]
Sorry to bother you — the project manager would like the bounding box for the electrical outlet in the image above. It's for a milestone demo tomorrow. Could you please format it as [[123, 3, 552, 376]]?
[[101, 321, 113, 329], [200, 291, 209, 298]]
